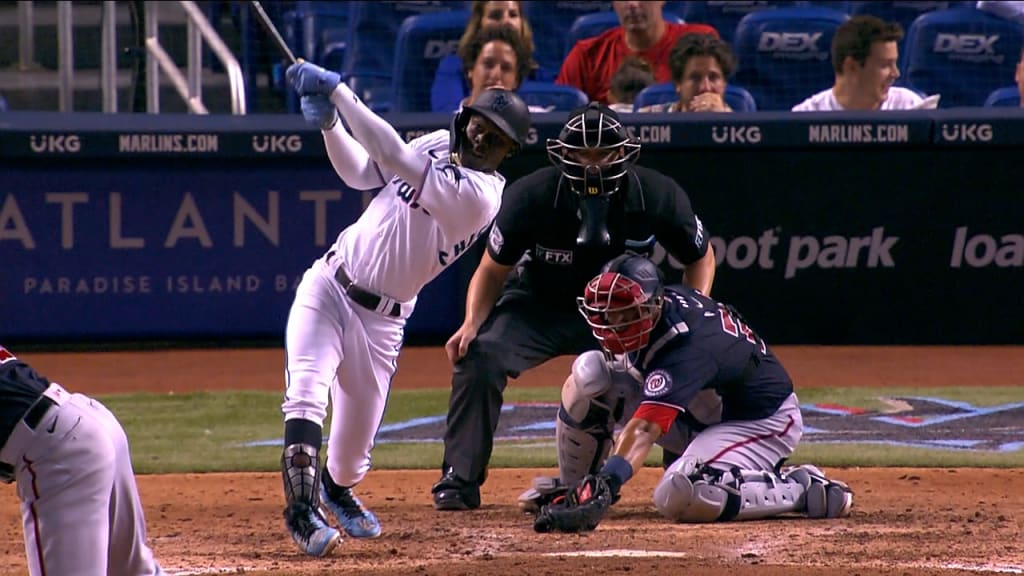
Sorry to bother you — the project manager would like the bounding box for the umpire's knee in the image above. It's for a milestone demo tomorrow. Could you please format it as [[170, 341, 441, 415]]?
[[453, 337, 508, 386]]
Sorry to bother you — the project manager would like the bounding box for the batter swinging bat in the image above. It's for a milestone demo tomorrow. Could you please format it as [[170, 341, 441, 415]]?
[[249, 1, 299, 64]]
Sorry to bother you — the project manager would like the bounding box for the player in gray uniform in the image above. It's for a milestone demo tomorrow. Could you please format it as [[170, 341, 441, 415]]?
[[0, 345, 164, 575], [522, 255, 853, 532], [280, 61, 530, 556]]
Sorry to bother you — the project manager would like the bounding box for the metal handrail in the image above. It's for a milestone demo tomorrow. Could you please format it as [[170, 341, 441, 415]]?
[[144, 1, 247, 114]]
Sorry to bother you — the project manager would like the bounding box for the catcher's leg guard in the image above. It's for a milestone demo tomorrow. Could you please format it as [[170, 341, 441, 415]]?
[[556, 351, 618, 485], [783, 464, 854, 519], [653, 458, 808, 523]]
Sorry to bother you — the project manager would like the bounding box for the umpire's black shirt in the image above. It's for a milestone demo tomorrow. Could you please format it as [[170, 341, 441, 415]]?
[[0, 346, 49, 447], [487, 165, 709, 304]]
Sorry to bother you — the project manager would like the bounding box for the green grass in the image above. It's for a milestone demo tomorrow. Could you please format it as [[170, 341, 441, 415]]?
[[98, 386, 1024, 474]]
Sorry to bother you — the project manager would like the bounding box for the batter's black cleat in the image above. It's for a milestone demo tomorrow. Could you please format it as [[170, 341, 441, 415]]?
[[432, 470, 481, 511]]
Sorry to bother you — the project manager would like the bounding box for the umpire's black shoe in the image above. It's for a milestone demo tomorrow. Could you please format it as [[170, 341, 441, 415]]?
[[432, 470, 481, 511]]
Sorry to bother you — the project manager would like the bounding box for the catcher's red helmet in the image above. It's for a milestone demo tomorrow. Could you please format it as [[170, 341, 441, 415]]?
[[577, 255, 664, 355]]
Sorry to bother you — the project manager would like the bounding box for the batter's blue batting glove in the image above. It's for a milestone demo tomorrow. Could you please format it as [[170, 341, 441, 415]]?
[[286, 61, 341, 96], [300, 94, 338, 130]]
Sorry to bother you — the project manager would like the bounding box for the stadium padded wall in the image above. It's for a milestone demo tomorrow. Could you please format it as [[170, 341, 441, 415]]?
[[1, 109, 1022, 345]]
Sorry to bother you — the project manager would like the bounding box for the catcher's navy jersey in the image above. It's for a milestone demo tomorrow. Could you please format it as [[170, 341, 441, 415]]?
[[632, 286, 793, 422], [486, 165, 708, 303], [0, 346, 50, 446]]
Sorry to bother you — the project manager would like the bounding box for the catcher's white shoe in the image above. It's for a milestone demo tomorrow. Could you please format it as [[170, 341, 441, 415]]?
[[517, 476, 570, 514]]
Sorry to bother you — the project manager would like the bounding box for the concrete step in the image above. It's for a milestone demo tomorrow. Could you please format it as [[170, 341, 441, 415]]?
[[0, 64, 287, 114], [0, 1, 214, 71]]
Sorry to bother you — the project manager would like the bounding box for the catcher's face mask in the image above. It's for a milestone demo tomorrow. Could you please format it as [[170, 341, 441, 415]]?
[[577, 271, 662, 355]]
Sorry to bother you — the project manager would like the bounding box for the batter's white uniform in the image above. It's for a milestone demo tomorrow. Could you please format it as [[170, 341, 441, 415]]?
[[792, 86, 924, 111], [281, 82, 506, 488]]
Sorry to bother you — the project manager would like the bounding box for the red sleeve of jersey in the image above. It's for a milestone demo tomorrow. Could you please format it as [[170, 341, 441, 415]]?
[[632, 402, 679, 435]]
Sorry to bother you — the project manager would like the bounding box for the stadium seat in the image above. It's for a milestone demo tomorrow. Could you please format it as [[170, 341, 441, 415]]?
[[521, 1, 612, 79], [516, 81, 589, 112], [983, 86, 1022, 108], [732, 6, 850, 111], [848, 2, 962, 39], [631, 82, 758, 112], [680, 1, 805, 44], [392, 10, 471, 113], [342, 1, 464, 113], [900, 7, 1024, 108], [567, 9, 685, 49]]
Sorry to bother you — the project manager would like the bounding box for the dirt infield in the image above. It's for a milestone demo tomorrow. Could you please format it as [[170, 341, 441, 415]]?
[[2, 346, 1022, 575]]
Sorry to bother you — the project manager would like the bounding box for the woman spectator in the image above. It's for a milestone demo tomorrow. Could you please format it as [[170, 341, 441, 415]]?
[[639, 33, 736, 113], [431, 1, 541, 112], [456, 25, 534, 111]]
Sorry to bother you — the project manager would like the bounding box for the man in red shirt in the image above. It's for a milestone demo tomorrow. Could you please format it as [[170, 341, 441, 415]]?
[[557, 1, 718, 104]]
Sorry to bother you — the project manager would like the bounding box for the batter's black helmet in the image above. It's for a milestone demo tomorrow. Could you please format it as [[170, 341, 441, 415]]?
[[547, 102, 641, 198], [450, 88, 531, 157]]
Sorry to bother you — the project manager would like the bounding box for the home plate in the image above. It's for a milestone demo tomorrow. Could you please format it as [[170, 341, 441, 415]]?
[[545, 549, 687, 558]]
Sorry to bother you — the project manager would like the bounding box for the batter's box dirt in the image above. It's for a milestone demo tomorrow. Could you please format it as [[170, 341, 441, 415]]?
[[4, 468, 1020, 576]]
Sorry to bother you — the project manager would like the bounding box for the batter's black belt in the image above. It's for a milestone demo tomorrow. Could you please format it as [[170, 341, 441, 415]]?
[[23, 394, 56, 430], [335, 266, 401, 318]]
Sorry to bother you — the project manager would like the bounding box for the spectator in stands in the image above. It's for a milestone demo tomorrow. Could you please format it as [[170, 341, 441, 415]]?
[[557, 1, 718, 105], [431, 1, 540, 113], [607, 57, 656, 113], [1018, 47, 1024, 107], [451, 25, 533, 113], [639, 33, 736, 113], [792, 15, 923, 111]]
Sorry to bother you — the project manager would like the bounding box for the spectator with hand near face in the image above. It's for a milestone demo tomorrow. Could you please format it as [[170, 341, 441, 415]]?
[[639, 33, 736, 113]]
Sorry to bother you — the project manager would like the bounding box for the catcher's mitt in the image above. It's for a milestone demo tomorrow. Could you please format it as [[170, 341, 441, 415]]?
[[533, 474, 615, 533]]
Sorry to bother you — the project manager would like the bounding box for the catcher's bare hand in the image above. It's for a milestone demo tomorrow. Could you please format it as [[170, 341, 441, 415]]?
[[445, 324, 478, 364], [533, 474, 614, 533]]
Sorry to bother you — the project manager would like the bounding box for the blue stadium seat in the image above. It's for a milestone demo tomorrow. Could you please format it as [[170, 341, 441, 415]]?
[[900, 7, 1024, 108], [732, 6, 850, 111], [983, 86, 1022, 107], [632, 82, 677, 110], [521, 1, 612, 79], [342, 1, 464, 113], [0, 93, 8, 112], [680, 1, 805, 44], [392, 10, 471, 113], [798, 1, 851, 14], [517, 81, 589, 111], [631, 82, 758, 112], [567, 9, 685, 49], [848, 2, 962, 37]]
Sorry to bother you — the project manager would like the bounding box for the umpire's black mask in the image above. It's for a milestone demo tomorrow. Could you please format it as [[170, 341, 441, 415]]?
[[547, 103, 641, 246]]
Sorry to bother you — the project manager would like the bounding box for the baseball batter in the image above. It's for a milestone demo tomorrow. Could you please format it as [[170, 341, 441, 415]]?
[[279, 61, 531, 557], [0, 345, 164, 575], [521, 255, 853, 532]]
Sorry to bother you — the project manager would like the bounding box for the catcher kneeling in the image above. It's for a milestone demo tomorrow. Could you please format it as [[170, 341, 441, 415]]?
[[521, 254, 853, 533]]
